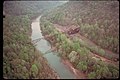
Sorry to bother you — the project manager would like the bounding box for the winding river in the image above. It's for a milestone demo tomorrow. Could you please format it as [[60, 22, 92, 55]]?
[[31, 16, 76, 79]]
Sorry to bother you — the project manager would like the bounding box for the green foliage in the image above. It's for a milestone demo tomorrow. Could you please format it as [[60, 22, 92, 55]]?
[[68, 51, 78, 62], [42, 20, 55, 35], [95, 65, 110, 78], [41, 17, 119, 79], [19, 53, 29, 61], [90, 61, 119, 79], [98, 49, 105, 56], [89, 46, 108, 58], [72, 42, 80, 51], [40, 2, 119, 78], [4, 1, 64, 16], [57, 33, 62, 42], [111, 69, 119, 78], [60, 34, 67, 43], [34, 60, 42, 70], [30, 64, 39, 77], [3, 15, 46, 79], [51, 12, 64, 23], [71, 38, 80, 51], [3, 1, 65, 79], [46, 1, 119, 54], [77, 61, 87, 72], [77, 47, 90, 57], [107, 64, 119, 78], [88, 72, 96, 79]]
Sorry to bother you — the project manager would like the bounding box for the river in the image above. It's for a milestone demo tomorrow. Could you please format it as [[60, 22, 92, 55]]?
[[31, 16, 76, 79]]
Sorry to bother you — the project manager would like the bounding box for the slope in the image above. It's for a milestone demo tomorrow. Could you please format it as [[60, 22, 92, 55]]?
[[40, 1, 119, 79], [3, 1, 65, 79], [43, 1, 119, 54]]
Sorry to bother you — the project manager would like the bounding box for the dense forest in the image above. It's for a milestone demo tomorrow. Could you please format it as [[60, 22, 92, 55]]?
[[3, 15, 58, 79], [3, 1, 65, 79], [40, 1, 119, 79], [3, 1, 119, 79], [3, 1, 65, 14], [43, 1, 119, 54]]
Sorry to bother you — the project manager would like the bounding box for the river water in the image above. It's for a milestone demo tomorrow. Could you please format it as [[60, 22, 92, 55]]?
[[31, 16, 76, 79]]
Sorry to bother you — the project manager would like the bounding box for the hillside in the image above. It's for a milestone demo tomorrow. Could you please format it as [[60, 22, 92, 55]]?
[[3, 1, 66, 20], [4, 1, 65, 15], [40, 1, 119, 79], [3, 1, 65, 79], [3, 1, 119, 79], [3, 15, 60, 79], [43, 1, 119, 54]]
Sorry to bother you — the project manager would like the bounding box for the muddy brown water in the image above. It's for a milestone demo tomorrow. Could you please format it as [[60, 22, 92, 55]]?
[[31, 16, 76, 79]]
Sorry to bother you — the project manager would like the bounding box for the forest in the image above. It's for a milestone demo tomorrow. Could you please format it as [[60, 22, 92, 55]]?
[[3, 1, 64, 79], [40, 1, 119, 79], [3, 1, 119, 79]]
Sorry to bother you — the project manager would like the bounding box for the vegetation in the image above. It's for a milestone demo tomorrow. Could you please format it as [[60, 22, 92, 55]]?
[[77, 61, 87, 72], [40, 1, 119, 78], [40, 18, 119, 79], [30, 64, 39, 77], [3, 14, 60, 79], [4, 1, 119, 79], [3, 1, 65, 79], [88, 72, 96, 79], [4, 1, 65, 15], [43, 1, 119, 54]]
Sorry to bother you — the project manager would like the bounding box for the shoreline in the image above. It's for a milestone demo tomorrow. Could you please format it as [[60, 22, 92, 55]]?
[[30, 16, 60, 79], [42, 31, 87, 79]]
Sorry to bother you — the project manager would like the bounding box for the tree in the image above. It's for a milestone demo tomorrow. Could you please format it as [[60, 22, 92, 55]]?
[[30, 64, 39, 77], [68, 51, 78, 62], [88, 72, 96, 79], [77, 61, 87, 72]]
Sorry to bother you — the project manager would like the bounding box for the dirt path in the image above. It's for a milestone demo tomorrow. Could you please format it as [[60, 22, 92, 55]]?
[[53, 23, 119, 66]]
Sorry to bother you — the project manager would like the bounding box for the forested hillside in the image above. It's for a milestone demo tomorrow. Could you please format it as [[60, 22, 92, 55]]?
[[3, 1, 119, 79], [3, 1, 66, 20], [3, 1, 65, 79], [4, 1, 65, 15], [40, 1, 119, 79], [43, 1, 119, 54], [3, 15, 59, 79]]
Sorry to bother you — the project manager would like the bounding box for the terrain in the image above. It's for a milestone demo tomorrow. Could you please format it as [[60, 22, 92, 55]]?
[[40, 1, 119, 79], [3, 1, 65, 79], [43, 1, 119, 54], [3, 1, 119, 79]]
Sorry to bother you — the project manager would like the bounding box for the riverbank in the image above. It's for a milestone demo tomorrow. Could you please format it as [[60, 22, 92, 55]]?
[[30, 16, 60, 79], [40, 17, 87, 79], [31, 15, 78, 79], [40, 18, 119, 79], [3, 14, 60, 79]]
